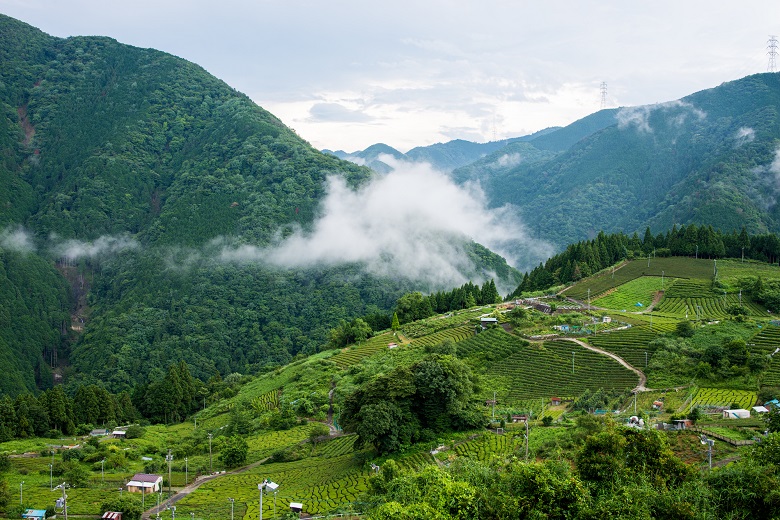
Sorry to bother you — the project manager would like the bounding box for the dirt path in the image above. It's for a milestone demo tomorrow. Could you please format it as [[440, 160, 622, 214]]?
[[555, 337, 649, 392]]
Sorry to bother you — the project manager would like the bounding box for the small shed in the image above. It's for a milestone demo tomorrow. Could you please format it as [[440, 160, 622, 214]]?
[[290, 502, 303, 513], [511, 415, 528, 423], [111, 430, 126, 439], [723, 409, 751, 419], [550, 397, 562, 406], [602, 316, 612, 323], [480, 317, 498, 329], [102, 512, 123, 520], [126, 474, 162, 494], [753, 405, 769, 414], [652, 401, 664, 410], [23, 510, 47, 520], [387, 343, 398, 349], [90, 429, 109, 437], [765, 399, 780, 409], [673, 419, 692, 430]]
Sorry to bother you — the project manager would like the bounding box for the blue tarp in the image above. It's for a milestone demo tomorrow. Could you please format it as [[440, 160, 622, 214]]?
[[635, 302, 643, 307]]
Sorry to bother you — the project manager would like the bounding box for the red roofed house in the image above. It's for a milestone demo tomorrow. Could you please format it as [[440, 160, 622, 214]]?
[[126, 473, 163, 494]]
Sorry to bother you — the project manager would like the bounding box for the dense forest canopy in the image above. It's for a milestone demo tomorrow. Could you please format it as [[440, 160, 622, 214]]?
[[0, 14, 520, 396]]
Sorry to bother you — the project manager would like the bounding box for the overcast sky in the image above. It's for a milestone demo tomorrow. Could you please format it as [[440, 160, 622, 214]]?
[[2, 1, 778, 152]]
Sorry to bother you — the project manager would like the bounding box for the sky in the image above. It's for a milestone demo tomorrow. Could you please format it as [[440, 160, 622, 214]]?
[[1, 1, 778, 152]]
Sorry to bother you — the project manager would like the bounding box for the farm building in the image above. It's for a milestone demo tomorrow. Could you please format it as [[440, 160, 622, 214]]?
[[102, 512, 123, 520], [90, 429, 109, 437], [753, 405, 769, 414], [23, 510, 47, 520], [765, 399, 779, 409], [602, 316, 612, 323], [652, 401, 664, 410], [673, 419, 692, 430], [480, 317, 498, 329], [722, 409, 751, 419], [126, 474, 163, 494], [553, 324, 570, 332], [111, 430, 126, 439], [550, 397, 561, 406], [511, 415, 528, 423]]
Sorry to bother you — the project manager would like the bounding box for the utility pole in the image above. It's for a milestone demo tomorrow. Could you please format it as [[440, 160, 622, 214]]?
[[208, 434, 213, 473], [572, 351, 575, 374], [166, 449, 173, 496]]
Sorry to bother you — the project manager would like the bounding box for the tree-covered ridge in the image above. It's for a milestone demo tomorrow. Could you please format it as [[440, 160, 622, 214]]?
[[0, 14, 523, 395], [453, 73, 780, 247], [0, 13, 372, 243], [512, 225, 774, 295]]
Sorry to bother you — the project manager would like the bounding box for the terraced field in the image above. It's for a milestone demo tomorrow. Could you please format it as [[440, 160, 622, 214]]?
[[329, 332, 397, 369], [409, 325, 474, 349], [457, 329, 638, 403], [453, 432, 521, 461], [587, 326, 658, 368], [175, 451, 370, 518], [748, 325, 780, 386], [686, 387, 757, 413]]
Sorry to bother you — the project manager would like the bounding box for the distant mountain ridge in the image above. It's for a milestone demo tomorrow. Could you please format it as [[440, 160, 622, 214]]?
[[323, 127, 561, 173], [455, 74, 780, 246]]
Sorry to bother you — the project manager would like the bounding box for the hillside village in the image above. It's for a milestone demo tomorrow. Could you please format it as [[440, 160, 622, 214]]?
[[3, 254, 780, 519]]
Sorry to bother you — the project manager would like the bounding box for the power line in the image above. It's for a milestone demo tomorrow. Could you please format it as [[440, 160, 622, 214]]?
[[768, 35, 778, 72]]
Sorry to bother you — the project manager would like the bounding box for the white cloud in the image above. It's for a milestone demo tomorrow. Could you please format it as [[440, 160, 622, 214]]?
[[493, 153, 523, 169], [735, 127, 755, 145], [50, 234, 140, 260], [0, 226, 35, 253], [616, 100, 706, 133], [217, 160, 552, 288]]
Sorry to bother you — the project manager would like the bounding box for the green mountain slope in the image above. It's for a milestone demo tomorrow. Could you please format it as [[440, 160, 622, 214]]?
[[0, 14, 520, 393], [463, 74, 780, 246]]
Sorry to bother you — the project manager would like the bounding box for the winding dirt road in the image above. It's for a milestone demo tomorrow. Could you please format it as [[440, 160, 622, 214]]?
[[554, 337, 648, 392]]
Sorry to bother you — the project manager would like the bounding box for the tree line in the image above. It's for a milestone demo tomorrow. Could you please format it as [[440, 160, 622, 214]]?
[[512, 225, 777, 296], [394, 280, 502, 325], [0, 360, 238, 441]]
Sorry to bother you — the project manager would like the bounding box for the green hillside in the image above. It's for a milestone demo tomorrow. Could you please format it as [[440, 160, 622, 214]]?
[[453, 74, 780, 247], [0, 14, 520, 392]]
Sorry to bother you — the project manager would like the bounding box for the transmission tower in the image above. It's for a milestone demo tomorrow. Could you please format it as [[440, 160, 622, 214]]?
[[768, 35, 778, 72], [600, 82, 607, 109]]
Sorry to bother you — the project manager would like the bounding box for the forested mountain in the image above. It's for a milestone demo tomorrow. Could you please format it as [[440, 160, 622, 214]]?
[[453, 74, 780, 246], [0, 14, 520, 395]]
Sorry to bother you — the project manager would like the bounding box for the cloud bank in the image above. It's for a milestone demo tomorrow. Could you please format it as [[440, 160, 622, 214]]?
[[219, 158, 552, 288], [1, 163, 552, 290]]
